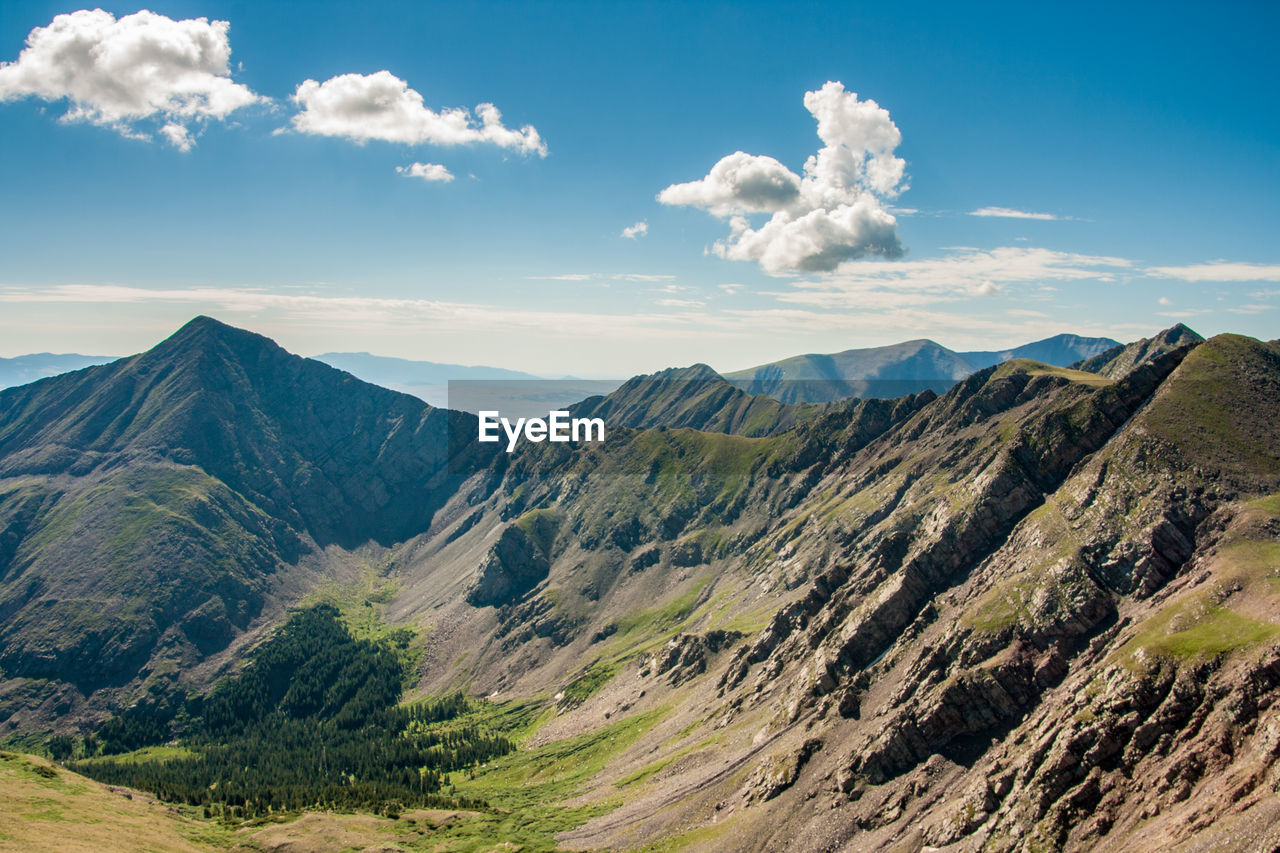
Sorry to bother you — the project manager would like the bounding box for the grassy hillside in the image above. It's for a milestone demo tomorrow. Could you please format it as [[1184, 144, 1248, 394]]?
[[0, 751, 228, 852]]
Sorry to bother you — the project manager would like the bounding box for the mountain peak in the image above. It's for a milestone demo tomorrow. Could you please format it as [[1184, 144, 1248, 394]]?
[[155, 314, 277, 357], [649, 363, 723, 383], [1160, 322, 1204, 344]]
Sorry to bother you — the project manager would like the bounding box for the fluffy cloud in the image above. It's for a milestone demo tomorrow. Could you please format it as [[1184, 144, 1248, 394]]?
[[621, 221, 648, 239], [0, 9, 261, 148], [289, 71, 546, 156], [397, 162, 454, 182], [658, 152, 802, 216], [659, 81, 907, 274], [969, 207, 1059, 220]]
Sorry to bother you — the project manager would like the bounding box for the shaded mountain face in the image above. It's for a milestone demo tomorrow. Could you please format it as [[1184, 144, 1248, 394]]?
[[0, 317, 497, 708], [0, 354, 118, 390], [725, 334, 1122, 403], [1073, 322, 1205, 378]]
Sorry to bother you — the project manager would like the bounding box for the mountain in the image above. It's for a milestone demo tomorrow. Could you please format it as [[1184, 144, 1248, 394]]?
[[0, 316, 496, 716], [959, 332, 1121, 369], [3, 317, 1279, 852], [725, 333, 1123, 403], [1073, 322, 1205, 378], [725, 339, 976, 403], [569, 363, 828, 437], [0, 353, 118, 389]]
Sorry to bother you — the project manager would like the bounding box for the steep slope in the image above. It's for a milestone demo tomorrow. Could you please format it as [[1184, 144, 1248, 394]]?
[[553, 334, 1280, 853], [385, 386, 935, 705], [569, 364, 828, 437], [0, 353, 119, 390], [960, 332, 1121, 369], [1074, 322, 1204, 378], [0, 317, 497, 725]]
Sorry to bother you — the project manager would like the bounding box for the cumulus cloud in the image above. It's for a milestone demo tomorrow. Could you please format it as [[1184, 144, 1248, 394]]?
[[1145, 261, 1280, 282], [658, 152, 802, 217], [969, 207, 1059, 221], [289, 70, 546, 156], [659, 81, 907, 274], [397, 161, 454, 182], [621, 221, 648, 239], [0, 9, 262, 148]]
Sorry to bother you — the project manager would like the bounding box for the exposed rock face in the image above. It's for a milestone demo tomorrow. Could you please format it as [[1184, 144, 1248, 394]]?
[[557, 334, 1280, 853], [466, 524, 550, 607], [648, 631, 744, 686]]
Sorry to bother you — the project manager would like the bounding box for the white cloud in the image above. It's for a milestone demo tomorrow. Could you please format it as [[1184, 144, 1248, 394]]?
[[659, 81, 907, 275], [0, 9, 262, 148], [289, 70, 545, 156], [1145, 261, 1280, 282], [969, 207, 1059, 221], [654, 284, 691, 294], [397, 161, 454, 182], [160, 122, 194, 152], [656, 298, 706, 308], [777, 246, 1132, 308], [1158, 296, 1172, 306], [658, 151, 802, 216], [621, 221, 648, 239], [718, 284, 744, 295], [1226, 304, 1274, 315]]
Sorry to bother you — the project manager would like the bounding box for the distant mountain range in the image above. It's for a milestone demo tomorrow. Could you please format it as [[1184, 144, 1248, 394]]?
[[2, 334, 1137, 412], [725, 333, 1124, 402], [0, 353, 118, 389]]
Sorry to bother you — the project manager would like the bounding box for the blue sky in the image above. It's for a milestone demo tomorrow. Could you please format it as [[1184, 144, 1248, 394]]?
[[0, 1, 1276, 375]]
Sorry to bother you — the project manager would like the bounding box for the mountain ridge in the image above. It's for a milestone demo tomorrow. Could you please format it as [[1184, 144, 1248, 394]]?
[[725, 332, 1123, 403]]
